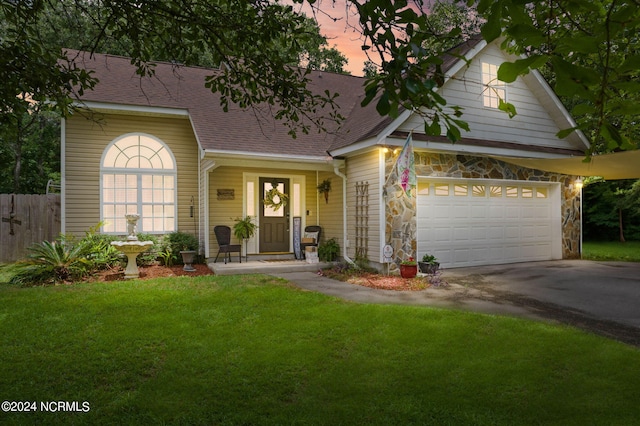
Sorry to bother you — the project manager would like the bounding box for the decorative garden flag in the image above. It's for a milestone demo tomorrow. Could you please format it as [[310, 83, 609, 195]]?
[[396, 133, 416, 196]]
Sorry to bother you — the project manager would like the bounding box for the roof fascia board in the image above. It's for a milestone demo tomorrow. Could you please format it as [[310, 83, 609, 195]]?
[[443, 39, 488, 84], [202, 150, 335, 171], [387, 132, 584, 159], [525, 69, 591, 150], [329, 109, 413, 157], [75, 101, 190, 117], [77, 100, 206, 156]]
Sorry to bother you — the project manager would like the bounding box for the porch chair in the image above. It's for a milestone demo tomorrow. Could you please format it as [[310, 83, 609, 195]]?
[[213, 225, 242, 264], [300, 225, 321, 259]]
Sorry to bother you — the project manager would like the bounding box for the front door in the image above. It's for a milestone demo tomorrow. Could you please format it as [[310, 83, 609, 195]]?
[[259, 177, 290, 252]]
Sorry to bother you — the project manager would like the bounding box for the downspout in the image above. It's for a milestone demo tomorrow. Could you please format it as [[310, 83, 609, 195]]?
[[333, 160, 355, 265]]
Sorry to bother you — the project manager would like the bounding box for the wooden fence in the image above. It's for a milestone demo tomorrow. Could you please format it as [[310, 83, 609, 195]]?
[[0, 194, 61, 263]]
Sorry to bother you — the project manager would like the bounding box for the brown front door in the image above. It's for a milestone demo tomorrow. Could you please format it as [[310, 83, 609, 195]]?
[[259, 177, 290, 252]]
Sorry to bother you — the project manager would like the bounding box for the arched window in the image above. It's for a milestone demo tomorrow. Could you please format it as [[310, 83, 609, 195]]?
[[101, 133, 177, 234]]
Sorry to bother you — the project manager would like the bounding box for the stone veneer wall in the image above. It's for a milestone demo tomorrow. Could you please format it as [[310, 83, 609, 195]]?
[[384, 152, 581, 273]]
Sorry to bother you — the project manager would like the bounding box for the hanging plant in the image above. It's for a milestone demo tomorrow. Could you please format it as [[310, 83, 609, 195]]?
[[263, 181, 289, 211], [317, 178, 332, 204]]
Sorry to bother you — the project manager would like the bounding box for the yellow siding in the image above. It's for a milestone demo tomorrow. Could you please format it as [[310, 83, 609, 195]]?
[[313, 171, 343, 253], [64, 113, 199, 237], [345, 149, 382, 264]]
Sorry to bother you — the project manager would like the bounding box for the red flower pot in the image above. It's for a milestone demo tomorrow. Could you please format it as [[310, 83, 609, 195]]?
[[400, 264, 418, 278]]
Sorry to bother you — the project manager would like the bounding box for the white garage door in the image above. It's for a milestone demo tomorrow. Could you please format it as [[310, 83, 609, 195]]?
[[417, 179, 562, 268]]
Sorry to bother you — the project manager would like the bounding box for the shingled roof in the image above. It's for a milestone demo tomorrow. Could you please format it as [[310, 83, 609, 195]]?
[[66, 36, 484, 158]]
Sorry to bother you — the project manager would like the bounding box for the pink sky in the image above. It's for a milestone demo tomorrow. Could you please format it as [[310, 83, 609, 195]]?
[[294, 0, 438, 76], [293, 1, 369, 75]]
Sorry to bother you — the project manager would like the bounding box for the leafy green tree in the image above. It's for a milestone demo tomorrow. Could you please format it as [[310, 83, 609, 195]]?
[[0, 0, 349, 192], [477, 0, 640, 154], [3, 0, 640, 156], [583, 179, 640, 242], [0, 103, 60, 193]]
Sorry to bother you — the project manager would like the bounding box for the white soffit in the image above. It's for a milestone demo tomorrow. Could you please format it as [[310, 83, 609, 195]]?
[[492, 150, 640, 179]]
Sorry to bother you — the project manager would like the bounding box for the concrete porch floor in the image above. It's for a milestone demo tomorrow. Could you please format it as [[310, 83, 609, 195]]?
[[208, 259, 332, 275]]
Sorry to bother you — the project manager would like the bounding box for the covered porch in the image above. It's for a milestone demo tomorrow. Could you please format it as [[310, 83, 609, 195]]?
[[200, 153, 346, 263]]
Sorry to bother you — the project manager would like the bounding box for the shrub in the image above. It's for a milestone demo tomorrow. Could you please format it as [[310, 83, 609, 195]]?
[[135, 233, 162, 266], [318, 238, 340, 261], [162, 232, 199, 264], [4, 240, 92, 285], [75, 229, 122, 270]]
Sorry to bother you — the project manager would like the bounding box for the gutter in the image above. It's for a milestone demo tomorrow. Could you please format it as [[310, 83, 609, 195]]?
[[332, 159, 355, 266]]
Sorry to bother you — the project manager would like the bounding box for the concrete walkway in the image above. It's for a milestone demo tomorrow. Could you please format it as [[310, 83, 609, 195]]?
[[269, 270, 543, 320]]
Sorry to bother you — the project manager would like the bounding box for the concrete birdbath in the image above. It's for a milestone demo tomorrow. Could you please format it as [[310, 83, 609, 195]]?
[[110, 214, 154, 279]]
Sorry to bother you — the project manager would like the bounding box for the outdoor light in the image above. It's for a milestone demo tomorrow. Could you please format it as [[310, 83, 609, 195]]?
[[575, 177, 584, 190]]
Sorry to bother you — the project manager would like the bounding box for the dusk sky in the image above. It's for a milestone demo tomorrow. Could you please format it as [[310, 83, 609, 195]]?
[[293, 0, 369, 75], [294, 0, 438, 76]]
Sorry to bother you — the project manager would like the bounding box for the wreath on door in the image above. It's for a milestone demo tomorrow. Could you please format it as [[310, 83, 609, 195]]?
[[263, 180, 289, 211]]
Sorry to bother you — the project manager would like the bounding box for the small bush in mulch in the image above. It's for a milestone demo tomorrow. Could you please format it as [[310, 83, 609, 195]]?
[[321, 262, 433, 291]]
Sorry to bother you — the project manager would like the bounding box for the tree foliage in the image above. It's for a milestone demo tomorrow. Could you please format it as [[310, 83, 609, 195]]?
[[2, 0, 640, 159], [0, 0, 349, 193], [476, 0, 640, 155], [583, 179, 640, 242]]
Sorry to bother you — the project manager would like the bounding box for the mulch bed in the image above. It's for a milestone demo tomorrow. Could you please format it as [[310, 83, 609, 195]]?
[[88, 263, 214, 282]]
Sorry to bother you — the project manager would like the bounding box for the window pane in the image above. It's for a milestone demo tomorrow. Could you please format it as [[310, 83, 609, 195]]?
[[435, 184, 449, 196], [293, 183, 301, 217], [490, 186, 502, 197], [536, 187, 548, 198], [164, 175, 175, 189], [247, 181, 255, 217], [454, 184, 468, 196], [522, 187, 533, 198], [264, 182, 285, 217], [506, 186, 518, 197], [417, 182, 429, 195], [472, 185, 486, 197]]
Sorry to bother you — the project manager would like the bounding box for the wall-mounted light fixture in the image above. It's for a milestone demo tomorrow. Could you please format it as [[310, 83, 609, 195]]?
[[574, 177, 584, 190]]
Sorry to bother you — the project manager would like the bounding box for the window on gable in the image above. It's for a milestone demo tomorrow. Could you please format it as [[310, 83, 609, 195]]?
[[101, 134, 177, 234], [481, 62, 506, 109]]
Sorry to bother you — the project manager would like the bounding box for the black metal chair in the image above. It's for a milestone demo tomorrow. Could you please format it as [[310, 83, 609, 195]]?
[[213, 225, 242, 264], [300, 225, 321, 259]]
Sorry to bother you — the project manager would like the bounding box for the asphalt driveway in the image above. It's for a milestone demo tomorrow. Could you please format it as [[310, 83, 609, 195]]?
[[276, 259, 640, 346], [444, 260, 640, 329]]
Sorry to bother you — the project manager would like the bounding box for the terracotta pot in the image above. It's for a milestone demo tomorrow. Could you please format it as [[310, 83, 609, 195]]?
[[400, 264, 418, 278]]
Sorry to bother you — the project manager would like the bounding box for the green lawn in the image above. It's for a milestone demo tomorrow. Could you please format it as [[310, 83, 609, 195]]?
[[583, 241, 640, 262], [1, 275, 639, 425]]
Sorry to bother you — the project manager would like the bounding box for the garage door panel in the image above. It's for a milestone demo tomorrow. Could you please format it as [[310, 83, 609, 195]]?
[[434, 227, 452, 242], [418, 179, 561, 268]]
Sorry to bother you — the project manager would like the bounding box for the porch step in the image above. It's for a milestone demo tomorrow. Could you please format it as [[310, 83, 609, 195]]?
[[208, 259, 332, 276], [246, 253, 297, 262]]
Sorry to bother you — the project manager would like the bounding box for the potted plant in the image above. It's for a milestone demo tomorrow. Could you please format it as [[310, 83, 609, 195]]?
[[418, 253, 439, 274], [233, 216, 258, 261], [399, 257, 418, 278], [317, 178, 332, 204]]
